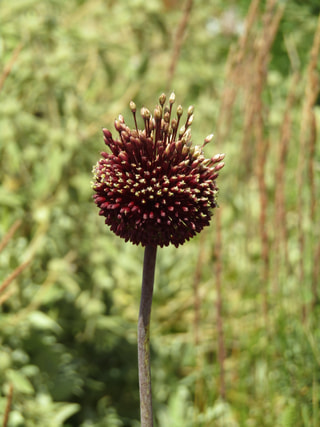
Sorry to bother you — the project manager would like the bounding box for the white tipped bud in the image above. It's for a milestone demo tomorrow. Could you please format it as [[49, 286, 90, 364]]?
[[169, 92, 176, 104], [141, 108, 150, 119], [183, 128, 192, 143], [187, 105, 194, 115], [214, 162, 225, 171], [159, 93, 166, 106], [204, 133, 214, 145], [129, 101, 136, 112], [212, 153, 226, 163], [164, 111, 170, 123], [149, 118, 155, 130], [154, 107, 162, 120], [179, 125, 186, 137], [194, 146, 203, 157], [171, 118, 178, 129], [187, 114, 194, 126], [182, 144, 189, 155]]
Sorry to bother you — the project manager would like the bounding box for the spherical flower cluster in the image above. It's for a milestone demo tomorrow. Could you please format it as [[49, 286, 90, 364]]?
[[92, 93, 225, 247]]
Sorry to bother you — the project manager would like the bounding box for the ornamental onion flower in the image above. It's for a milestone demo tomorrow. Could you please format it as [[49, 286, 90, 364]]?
[[92, 93, 224, 427], [92, 93, 225, 247]]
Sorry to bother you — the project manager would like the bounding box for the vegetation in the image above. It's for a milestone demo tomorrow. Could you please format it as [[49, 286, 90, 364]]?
[[0, 0, 319, 426]]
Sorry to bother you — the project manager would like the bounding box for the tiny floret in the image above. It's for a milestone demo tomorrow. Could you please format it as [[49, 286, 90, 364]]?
[[92, 93, 225, 247]]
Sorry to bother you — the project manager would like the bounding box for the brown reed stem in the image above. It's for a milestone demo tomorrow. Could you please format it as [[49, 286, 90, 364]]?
[[308, 16, 320, 310], [241, 0, 284, 159], [166, 0, 193, 90], [312, 242, 320, 309], [216, 0, 260, 143], [252, 1, 284, 323], [310, 113, 318, 308], [273, 72, 299, 291], [297, 14, 320, 320], [222, 1, 284, 322], [138, 245, 157, 427], [0, 260, 31, 300], [0, 220, 22, 253], [2, 384, 13, 427], [0, 44, 22, 93], [308, 108, 317, 225]]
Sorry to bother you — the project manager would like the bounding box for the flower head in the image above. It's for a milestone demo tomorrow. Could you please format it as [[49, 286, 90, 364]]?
[[92, 93, 225, 247]]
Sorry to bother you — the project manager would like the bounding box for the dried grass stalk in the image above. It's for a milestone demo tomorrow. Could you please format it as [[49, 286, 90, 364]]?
[[0, 220, 22, 253], [0, 44, 22, 93], [167, 0, 193, 90], [0, 260, 31, 302], [297, 14, 320, 318], [273, 72, 299, 292], [2, 384, 13, 427]]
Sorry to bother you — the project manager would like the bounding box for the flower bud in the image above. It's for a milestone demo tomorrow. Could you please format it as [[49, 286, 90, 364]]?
[[130, 101, 136, 113], [169, 92, 176, 104], [204, 133, 214, 146], [159, 93, 166, 106], [187, 105, 194, 115], [177, 105, 183, 117]]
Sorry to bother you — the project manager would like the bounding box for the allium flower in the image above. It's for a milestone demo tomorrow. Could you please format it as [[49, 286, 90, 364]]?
[[92, 93, 225, 247]]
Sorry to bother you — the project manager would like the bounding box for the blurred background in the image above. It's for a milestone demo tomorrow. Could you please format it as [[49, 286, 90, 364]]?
[[0, 0, 320, 426]]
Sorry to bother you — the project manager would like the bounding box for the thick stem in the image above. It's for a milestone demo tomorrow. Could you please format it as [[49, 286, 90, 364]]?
[[3, 384, 13, 427], [138, 245, 157, 427]]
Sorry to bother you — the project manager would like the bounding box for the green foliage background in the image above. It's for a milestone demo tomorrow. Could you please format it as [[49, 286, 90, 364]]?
[[0, 0, 319, 426]]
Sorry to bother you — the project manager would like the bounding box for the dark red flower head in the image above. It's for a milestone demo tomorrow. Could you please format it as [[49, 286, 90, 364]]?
[[92, 93, 225, 247]]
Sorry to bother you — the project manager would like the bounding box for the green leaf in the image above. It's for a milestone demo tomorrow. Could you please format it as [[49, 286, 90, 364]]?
[[27, 311, 62, 333], [51, 403, 80, 425], [6, 369, 34, 395]]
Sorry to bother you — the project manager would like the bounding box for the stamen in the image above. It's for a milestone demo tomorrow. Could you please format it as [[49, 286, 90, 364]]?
[[185, 105, 194, 130], [171, 118, 178, 142], [154, 106, 162, 144], [176, 105, 183, 139], [202, 133, 214, 147], [159, 93, 166, 107], [141, 107, 151, 137], [130, 101, 138, 132]]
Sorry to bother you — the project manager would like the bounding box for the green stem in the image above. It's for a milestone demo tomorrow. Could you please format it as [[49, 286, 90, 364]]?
[[138, 245, 157, 427]]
